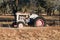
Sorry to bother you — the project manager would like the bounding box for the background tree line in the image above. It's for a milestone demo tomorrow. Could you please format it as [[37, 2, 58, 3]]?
[[0, 0, 60, 15]]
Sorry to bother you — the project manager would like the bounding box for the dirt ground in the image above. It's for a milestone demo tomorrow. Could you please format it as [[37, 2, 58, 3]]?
[[0, 27, 60, 40]]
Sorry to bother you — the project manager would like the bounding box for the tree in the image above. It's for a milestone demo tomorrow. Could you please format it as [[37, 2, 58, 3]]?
[[44, 0, 60, 15]]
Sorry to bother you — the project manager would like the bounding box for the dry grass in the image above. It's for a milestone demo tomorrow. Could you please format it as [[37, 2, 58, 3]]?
[[0, 22, 13, 24], [0, 27, 60, 40], [0, 16, 14, 19]]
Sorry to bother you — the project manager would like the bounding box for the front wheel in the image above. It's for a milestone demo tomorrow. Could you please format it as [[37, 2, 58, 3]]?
[[18, 23, 24, 28], [34, 17, 46, 27]]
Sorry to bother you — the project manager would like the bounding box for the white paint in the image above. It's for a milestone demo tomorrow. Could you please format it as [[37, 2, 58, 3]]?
[[18, 23, 23, 28], [30, 14, 38, 19]]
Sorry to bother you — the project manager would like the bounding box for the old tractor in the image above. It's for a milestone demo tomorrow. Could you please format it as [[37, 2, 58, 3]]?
[[12, 12, 46, 28]]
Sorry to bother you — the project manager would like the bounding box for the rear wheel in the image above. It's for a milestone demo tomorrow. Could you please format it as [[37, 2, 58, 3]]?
[[34, 17, 45, 27]]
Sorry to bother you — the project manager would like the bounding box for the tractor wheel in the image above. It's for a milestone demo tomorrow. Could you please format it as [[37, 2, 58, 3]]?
[[34, 17, 45, 27], [18, 22, 24, 28], [12, 22, 17, 28]]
